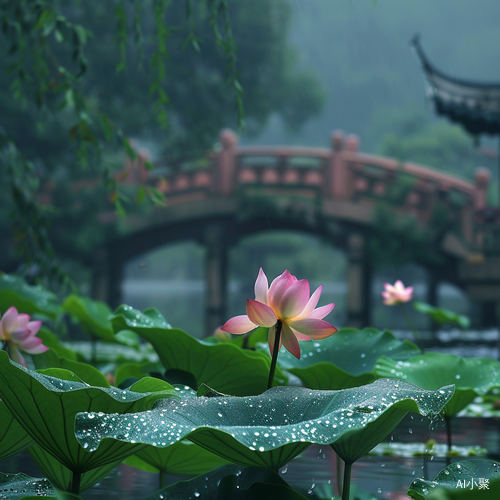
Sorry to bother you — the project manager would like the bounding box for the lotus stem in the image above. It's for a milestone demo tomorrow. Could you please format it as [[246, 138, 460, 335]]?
[[399, 303, 425, 352], [242, 331, 251, 350], [267, 320, 282, 390], [336, 453, 342, 497], [342, 461, 352, 500], [445, 416, 453, 453], [91, 338, 97, 364], [159, 471, 165, 490], [71, 471, 81, 495]]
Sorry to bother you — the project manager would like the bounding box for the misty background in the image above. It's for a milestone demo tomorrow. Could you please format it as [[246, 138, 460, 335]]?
[[121, 0, 498, 336]]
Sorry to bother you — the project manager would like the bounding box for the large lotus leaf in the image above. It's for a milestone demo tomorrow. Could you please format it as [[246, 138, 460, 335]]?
[[140, 464, 308, 500], [0, 472, 55, 499], [34, 350, 110, 388], [0, 472, 81, 499], [0, 400, 33, 460], [62, 295, 116, 342], [276, 328, 420, 390], [124, 439, 231, 474], [109, 305, 287, 395], [313, 482, 379, 500], [28, 443, 120, 493], [36, 328, 78, 361], [407, 459, 500, 500], [76, 379, 454, 469], [413, 302, 471, 329], [0, 274, 59, 320], [0, 351, 175, 474], [374, 353, 500, 417], [115, 362, 164, 387]]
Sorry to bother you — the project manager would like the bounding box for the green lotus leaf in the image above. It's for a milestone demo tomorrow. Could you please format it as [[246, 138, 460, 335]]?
[[374, 353, 500, 417], [34, 350, 110, 388], [407, 459, 500, 500], [28, 443, 120, 493], [276, 328, 420, 390], [0, 274, 59, 320], [36, 328, 78, 362], [114, 329, 140, 347], [0, 472, 56, 499], [62, 295, 116, 342], [109, 305, 287, 395], [0, 400, 33, 461], [139, 464, 308, 500], [0, 351, 175, 478], [76, 379, 454, 470], [124, 439, 231, 474], [0, 472, 81, 499], [313, 482, 379, 500], [413, 302, 471, 329]]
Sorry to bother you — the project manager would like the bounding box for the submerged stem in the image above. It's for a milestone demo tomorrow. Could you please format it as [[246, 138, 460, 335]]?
[[267, 320, 282, 390], [71, 471, 81, 495], [342, 461, 352, 500], [400, 303, 425, 352]]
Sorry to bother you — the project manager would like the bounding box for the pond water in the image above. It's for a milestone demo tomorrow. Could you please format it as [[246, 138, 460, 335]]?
[[1, 414, 498, 499]]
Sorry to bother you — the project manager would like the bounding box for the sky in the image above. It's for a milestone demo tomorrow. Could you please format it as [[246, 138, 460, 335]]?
[[246, 0, 500, 152]]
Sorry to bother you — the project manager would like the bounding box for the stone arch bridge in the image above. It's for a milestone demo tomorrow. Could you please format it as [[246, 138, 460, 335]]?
[[93, 129, 500, 335]]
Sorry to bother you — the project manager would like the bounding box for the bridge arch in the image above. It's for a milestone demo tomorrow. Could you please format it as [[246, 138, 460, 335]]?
[[93, 129, 495, 335]]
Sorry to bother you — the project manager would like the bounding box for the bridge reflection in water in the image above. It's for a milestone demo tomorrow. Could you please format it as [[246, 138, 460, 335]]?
[[93, 129, 500, 336]]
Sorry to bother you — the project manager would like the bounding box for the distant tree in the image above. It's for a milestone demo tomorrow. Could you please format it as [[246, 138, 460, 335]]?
[[375, 109, 495, 179], [0, 0, 324, 288]]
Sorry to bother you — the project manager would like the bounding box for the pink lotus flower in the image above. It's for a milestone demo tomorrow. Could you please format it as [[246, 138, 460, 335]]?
[[221, 269, 337, 359], [382, 280, 413, 305], [0, 306, 48, 366]]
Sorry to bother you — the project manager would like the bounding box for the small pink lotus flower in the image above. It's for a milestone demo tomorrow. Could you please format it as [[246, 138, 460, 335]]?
[[382, 280, 414, 306], [221, 268, 337, 359], [0, 306, 48, 366]]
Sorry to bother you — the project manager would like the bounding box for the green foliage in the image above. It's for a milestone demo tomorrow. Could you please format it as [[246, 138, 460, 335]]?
[[124, 439, 230, 475], [0, 273, 59, 319], [36, 327, 78, 361], [109, 305, 288, 395], [62, 294, 115, 342], [374, 352, 500, 417], [377, 116, 484, 180], [33, 349, 111, 387], [0, 472, 57, 500], [368, 203, 448, 269], [0, 351, 174, 479], [275, 327, 420, 390], [407, 460, 500, 500], [0, 400, 33, 461], [29, 444, 120, 493], [75, 379, 454, 469], [413, 302, 471, 328], [0, 0, 323, 287], [141, 465, 309, 500]]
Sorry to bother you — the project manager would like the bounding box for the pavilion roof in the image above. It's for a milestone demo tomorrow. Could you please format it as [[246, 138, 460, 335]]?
[[411, 35, 500, 136]]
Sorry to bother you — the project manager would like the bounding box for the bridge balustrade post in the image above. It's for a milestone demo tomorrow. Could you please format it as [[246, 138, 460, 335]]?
[[346, 232, 371, 328], [203, 222, 229, 337], [472, 168, 491, 249], [213, 129, 238, 195], [325, 130, 352, 199]]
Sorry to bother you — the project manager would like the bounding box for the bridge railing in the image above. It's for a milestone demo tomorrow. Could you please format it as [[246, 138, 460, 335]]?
[[151, 128, 492, 249]]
